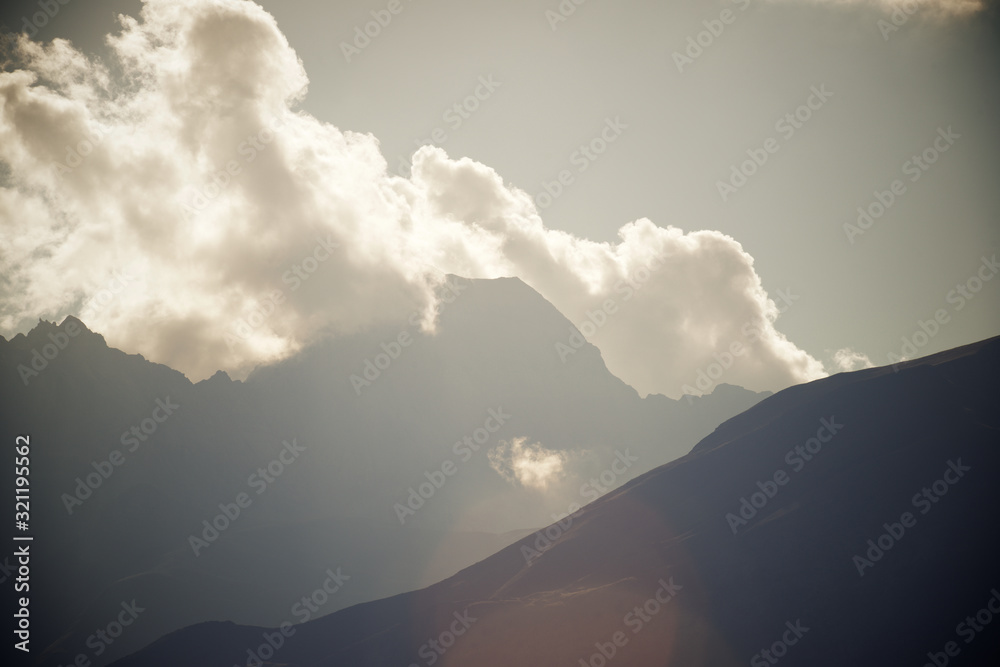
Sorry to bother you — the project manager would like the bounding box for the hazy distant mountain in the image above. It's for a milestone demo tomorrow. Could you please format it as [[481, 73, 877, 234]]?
[[0, 276, 768, 666], [107, 335, 1000, 667]]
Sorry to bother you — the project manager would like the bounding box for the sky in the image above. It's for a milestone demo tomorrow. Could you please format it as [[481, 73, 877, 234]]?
[[0, 0, 997, 399]]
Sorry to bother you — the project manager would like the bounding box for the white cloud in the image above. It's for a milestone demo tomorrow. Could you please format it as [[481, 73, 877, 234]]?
[[0, 0, 829, 397], [830, 347, 875, 372], [770, 0, 984, 16], [488, 438, 568, 490]]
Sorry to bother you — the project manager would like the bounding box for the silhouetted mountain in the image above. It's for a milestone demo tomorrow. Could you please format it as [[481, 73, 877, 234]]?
[[107, 335, 1000, 667], [0, 276, 768, 666]]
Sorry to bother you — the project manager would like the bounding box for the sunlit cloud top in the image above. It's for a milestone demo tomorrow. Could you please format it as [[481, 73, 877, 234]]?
[[0, 0, 829, 397]]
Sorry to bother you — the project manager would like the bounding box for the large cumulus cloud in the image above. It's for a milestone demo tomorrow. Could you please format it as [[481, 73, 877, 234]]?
[[0, 0, 827, 397]]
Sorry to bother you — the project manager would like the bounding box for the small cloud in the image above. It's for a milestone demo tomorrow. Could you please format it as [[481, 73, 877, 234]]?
[[770, 0, 984, 17], [488, 437, 567, 490], [830, 347, 875, 372]]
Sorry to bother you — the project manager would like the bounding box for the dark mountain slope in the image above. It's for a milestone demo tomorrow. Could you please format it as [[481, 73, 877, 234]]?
[[111, 335, 1000, 666]]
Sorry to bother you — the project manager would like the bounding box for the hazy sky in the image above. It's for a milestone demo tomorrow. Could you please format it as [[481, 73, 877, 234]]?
[[0, 0, 997, 398]]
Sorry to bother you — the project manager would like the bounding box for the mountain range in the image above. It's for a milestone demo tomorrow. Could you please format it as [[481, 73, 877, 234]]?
[[0, 276, 769, 666], [105, 333, 1000, 666]]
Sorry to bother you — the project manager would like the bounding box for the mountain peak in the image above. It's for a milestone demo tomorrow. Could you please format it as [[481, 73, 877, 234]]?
[[0, 315, 104, 352], [59, 314, 90, 331]]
